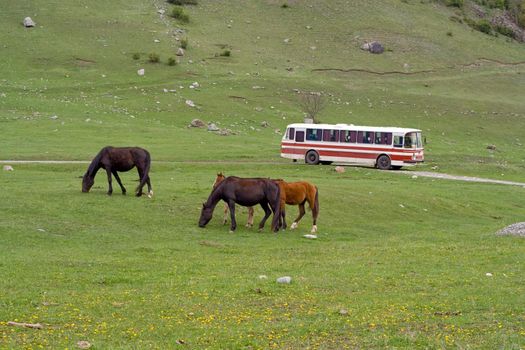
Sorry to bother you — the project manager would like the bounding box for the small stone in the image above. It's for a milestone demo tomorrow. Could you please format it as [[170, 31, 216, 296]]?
[[176, 48, 185, 56], [137, 68, 145, 76], [207, 123, 219, 131], [50, 115, 58, 120], [23, 17, 35, 27], [158, 9, 165, 15], [3, 165, 14, 171], [486, 272, 493, 277], [258, 275, 268, 279], [339, 309, 349, 315], [276, 276, 292, 284], [303, 234, 317, 239], [487, 144, 496, 151], [185, 100, 195, 107], [411, 175, 418, 179], [77, 341, 92, 349], [154, 39, 160, 43], [189, 119, 206, 128], [261, 121, 269, 127], [334, 166, 345, 173]]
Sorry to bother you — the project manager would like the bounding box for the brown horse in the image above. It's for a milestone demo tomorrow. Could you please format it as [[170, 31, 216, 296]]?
[[213, 172, 255, 227], [82, 146, 152, 197], [214, 173, 319, 233], [199, 176, 281, 233], [273, 180, 319, 233]]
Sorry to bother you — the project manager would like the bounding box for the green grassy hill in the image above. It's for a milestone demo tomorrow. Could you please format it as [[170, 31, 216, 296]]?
[[1, 0, 524, 177]]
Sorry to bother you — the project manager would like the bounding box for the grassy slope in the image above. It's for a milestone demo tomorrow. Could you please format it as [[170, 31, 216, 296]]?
[[0, 0, 524, 348]]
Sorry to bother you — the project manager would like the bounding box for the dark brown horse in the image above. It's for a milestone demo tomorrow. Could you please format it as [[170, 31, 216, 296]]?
[[213, 172, 255, 227], [199, 176, 281, 232], [82, 146, 152, 197]]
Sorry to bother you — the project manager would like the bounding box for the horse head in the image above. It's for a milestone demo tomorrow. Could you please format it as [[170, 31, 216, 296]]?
[[198, 202, 213, 227], [82, 172, 94, 193]]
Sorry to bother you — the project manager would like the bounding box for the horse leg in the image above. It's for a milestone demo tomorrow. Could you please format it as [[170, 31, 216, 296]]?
[[228, 201, 237, 233], [136, 168, 144, 197], [105, 168, 113, 195], [310, 190, 319, 233], [112, 170, 126, 195], [223, 202, 229, 225], [291, 203, 306, 229], [258, 202, 271, 232], [246, 206, 254, 228], [146, 176, 153, 197]]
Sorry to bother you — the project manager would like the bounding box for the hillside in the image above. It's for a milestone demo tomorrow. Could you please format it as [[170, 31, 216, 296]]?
[[0, 0, 524, 179]]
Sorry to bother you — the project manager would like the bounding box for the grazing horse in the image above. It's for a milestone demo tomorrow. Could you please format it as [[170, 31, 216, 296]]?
[[199, 176, 281, 232], [213, 172, 255, 227], [273, 180, 319, 233], [82, 146, 152, 197]]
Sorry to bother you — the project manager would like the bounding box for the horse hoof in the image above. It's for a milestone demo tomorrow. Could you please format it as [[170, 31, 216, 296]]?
[[107, 192, 112, 196], [245, 224, 253, 228], [290, 222, 298, 230], [311, 225, 318, 233], [136, 193, 143, 197], [229, 230, 234, 234]]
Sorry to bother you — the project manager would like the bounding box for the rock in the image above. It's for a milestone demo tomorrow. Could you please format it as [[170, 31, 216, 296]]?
[[283, 38, 291, 43], [23, 17, 35, 27], [50, 115, 58, 120], [207, 123, 219, 131], [185, 100, 195, 107], [3, 165, 14, 171], [191, 82, 200, 88], [303, 234, 317, 239], [487, 144, 496, 151], [137, 68, 145, 76], [190, 119, 206, 128], [485, 272, 493, 277], [334, 166, 345, 173], [158, 9, 165, 15], [361, 41, 384, 54], [369, 41, 384, 54], [258, 275, 268, 279], [154, 39, 160, 43], [76, 341, 92, 349], [496, 222, 525, 237], [339, 309, 349, 315], [261, 121, 269, 127], [276, 276, 292, 284], [176, 48, 185, 56], [218, 128, 233, 136], [411, 175, 418, 179]]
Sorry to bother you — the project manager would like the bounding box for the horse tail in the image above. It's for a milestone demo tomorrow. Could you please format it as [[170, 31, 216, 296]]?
[[312, 185, 319, 221], [270, 182, 281, 232], [137, 149, 151, 193]]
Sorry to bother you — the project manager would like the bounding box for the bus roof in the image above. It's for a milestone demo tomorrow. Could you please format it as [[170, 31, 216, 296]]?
[[285, 123, 421, 133]]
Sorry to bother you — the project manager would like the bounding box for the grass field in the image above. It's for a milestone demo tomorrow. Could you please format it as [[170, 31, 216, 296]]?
[[1, 0, 524, 348]]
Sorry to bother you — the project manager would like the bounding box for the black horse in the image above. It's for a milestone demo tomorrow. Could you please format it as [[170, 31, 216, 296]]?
[[198, 176, 281, 232], [82, 146, 152, 197]]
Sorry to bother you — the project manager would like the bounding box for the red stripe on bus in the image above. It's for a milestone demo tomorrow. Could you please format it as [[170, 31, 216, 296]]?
[[281, 141, 420, 153], [281, 148, 415, 161]]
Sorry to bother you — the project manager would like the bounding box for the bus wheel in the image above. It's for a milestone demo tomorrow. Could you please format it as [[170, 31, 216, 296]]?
[[305, 150, 320, 165], [376, 155, 391, 170]]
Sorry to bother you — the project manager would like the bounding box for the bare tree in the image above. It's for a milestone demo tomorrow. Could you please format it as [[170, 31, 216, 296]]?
[[299, 91, 325, 123]]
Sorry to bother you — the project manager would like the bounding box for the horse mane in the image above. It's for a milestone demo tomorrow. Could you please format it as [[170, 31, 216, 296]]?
[[86, 149, 104, 177]]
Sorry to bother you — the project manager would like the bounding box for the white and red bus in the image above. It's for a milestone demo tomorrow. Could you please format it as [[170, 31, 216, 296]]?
[[280, 123, 424, 170]]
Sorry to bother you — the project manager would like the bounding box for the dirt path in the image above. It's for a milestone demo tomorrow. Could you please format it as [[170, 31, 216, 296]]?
[[2, 160, 525, 187]]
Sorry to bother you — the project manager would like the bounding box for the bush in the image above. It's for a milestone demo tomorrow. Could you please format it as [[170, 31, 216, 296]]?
[[148, 53, 160, 63], [132, 53, 141, 60], [281, 3, 289, 8], [167, 57, 178, 66], [180, 38, 188, 49], [446, 31, 454, 36], [494, 25, 516, 38], [170, 6, 190, 23], [167, 0, 197, 4], [220, 49, 231, 57], [445, 0, 464, 7]]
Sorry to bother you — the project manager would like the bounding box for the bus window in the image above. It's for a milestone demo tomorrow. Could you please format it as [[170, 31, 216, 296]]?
[[306, 129, 322, 141], [296, 131, 305, 142], [323, 129, 339, 142], [340, 130, 356, 143], [404, 132, 417, 149], [287, 127, 295, 140], [375, 132, 392, 145], [358, 131, 374, 144], [393, 136, 403, 148]]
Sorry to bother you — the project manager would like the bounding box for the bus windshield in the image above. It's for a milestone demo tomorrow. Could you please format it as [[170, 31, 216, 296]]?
[[404, 132, 422, 149]]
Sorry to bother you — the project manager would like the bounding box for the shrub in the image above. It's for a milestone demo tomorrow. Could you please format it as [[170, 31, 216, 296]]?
[[471, 19, 492, 34], [446, 31, 454, 36], [180, 38, 188, 49], [220, 49, 231, 57], [167, 57, 178, 66], [281, 3, 289, 8], [148, 53, 160, 63], [494, 25, 516, 38], [132, 53, 141, 60], [170, 6, 190, 23], [167, 0, 198, 4], [445, 0, 464, 7]]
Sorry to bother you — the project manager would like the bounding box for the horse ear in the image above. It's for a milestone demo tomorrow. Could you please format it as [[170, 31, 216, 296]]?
[[217, 172, 223, 176]]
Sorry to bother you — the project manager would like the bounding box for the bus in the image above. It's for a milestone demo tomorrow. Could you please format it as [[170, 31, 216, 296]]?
[[280, 123, 424, 170]]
